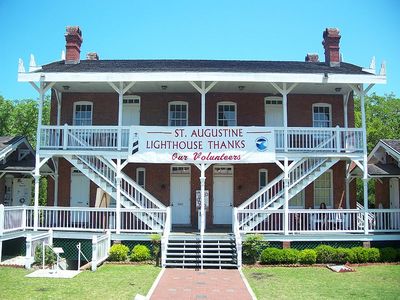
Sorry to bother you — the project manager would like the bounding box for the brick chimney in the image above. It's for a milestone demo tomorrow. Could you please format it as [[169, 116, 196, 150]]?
[[322, 28, 341, 67], [86, 52, 99, 60], [305, 53, 319, 62], [65, 26, 83, 64]]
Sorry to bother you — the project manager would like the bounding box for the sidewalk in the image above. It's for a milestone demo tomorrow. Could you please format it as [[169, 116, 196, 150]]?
[[149, 268, 255, 300]]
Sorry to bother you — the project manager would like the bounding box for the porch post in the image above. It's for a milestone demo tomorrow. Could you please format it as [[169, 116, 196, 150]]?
[[200, 163, 206, 270], [54, 174, 59, 207], [117, 83, 123, 151], [115, 159, 122, 234], [345, 176, 350, 208], [360, 84, 369, 234], [282, 84, 288, 152], [55, 89, 62, 126], [283, 158, 289, 235], [343, 93, 349, 129], [33, 172, 40, 231]]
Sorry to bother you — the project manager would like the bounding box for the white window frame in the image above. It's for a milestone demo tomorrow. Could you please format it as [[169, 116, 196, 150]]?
[[217, 101, 237, 126], [170, 165, 191, 176], [73, 101, 93, 126], [136, 168, 146, 189], [265, 96, 283, 106], [168, 101, 188, 126], [259, 169, 268, 190], [213, 165, 234, 177], [123, 95, 141, 105], [313, 170, 333, 208], [312, 103, 332, 128]]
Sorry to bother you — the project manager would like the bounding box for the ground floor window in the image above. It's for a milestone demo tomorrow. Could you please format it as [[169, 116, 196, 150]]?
[[314, 170, 333, 208]]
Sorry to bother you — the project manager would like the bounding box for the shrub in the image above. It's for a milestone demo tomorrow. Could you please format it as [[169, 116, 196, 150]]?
[[260, 248, 283, 265], [34, 245, 56, 266], [109, 244, 129, 261], [281, 248, 299, 264], [315, 245, 337, 263], [379, 247, 397, 262], [150, 234, 161, 266], [130, 245, 151, 262], [366, 248, 380, 262], [335, 248, 355, 264], [351, 247, 369, 263], [242, 234, 268, 264], [298, 249, 317, 265]]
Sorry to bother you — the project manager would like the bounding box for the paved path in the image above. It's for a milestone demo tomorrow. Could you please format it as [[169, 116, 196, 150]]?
[[150, 268, 254, 300]]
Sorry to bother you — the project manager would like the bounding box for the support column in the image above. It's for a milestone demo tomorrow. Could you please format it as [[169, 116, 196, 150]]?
[[282, 85, 288, 152], [200, 164, 206, 270], [345, 177, 350, 209], [363, 178, 369, 234], [53, 174, 59, 207], [115, 159, 122, 234], [33, 171, 40, 231], [360, 85, 369, 234], [283, 158, 289, 235]]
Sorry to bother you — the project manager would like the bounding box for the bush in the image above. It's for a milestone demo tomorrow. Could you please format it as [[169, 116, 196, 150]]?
[[315, 245, 337, 263], [335, 248, 355, 264], [109, 244, 129, 261], [351, 247, 369, 263], [281, 248, 299, 264], [379, 247, 397, 262], [298, 249, 317, 265], [260, 248, 283, 265], [150, 234, 161, 266], [130, 245, 151, 262], [242, 234, 268, 264], [366, 248, 380, 262], [34, 245, 56, 266]]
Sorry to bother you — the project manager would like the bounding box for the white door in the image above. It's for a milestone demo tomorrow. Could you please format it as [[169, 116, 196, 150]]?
[[265, 104, 283, 127], [213, 166, 233, 225], [170, 166, 191, 225], [122, 97, 140, 125], [70, 169, 90, 223], [390, 178, 399, 209]]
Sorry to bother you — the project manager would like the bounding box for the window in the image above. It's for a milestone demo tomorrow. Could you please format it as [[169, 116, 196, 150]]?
[[169, 101, 188, 126], [217, 102, 236, 126], [171, 165, 191, 175], [136, 168, 146, 189], [73, 101, 93, 125], [259, 169, 268, 190], [314, 170, 333, 208], [290, 190, 305, 208], [312, 104, 331, 127]]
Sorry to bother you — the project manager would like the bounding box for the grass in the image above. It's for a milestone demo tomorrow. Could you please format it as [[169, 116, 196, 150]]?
[[0, 264, 160, 300], [243, 265, 400, 300]]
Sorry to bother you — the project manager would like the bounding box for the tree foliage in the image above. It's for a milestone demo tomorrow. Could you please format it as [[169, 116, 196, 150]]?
[[354, 93, 400, 152]]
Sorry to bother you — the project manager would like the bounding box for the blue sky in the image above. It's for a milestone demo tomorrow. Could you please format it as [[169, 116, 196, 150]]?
[[0, 0, 399, 100]]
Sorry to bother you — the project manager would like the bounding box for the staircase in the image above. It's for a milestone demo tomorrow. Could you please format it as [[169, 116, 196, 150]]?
[[238, 157, 339, 231], [65, 154, 166, 230], [164, 233, 238, 269]]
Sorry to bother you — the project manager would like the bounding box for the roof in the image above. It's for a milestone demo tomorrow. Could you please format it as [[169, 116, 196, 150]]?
[[0, 136, 25, 151], [368, 163, 400, 177], [39, 59, 371, 75], [381, 139, 400, 154]]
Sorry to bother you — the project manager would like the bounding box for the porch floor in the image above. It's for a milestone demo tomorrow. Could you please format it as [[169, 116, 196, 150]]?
[[149, 268, 254, 300]]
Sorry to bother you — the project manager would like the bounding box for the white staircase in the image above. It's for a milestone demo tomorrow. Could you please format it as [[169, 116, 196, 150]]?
[[164, 233, 238, 269], [238, 157, 339, 231], [65, 154, 166, 230]]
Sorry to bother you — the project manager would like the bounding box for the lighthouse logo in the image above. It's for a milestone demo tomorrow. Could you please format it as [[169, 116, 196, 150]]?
[[256, 137, 268, 151]]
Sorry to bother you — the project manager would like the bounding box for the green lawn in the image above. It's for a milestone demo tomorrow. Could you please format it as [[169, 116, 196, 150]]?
[[0, 264, 160, 300], [243, 265, 400, 300]]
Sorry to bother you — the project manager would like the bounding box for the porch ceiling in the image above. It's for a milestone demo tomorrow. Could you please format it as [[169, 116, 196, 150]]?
[[52, 81, 354, 95]]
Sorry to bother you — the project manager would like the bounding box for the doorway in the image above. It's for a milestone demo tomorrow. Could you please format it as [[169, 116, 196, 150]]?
[[170, 165, 191, 225], [70, 168, 90, 223], [122, 96, 140, 126], [213, 166, 233, 225]]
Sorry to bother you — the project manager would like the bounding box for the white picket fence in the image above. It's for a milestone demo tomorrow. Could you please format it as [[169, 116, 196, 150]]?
[[25, 230, 53, 269], [91, 231, 111, 271]]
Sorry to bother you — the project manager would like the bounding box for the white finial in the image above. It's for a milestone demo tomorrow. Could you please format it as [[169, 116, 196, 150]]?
[[30, 54, 36, 68], [18, 58, 25, 73], [379, 61, 386, 76], [369, 56, 376, 71], [61, 50, 65, 60], [340, 53, 343, 62]]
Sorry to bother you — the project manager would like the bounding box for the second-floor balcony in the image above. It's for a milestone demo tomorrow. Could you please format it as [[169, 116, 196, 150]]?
[[38, 125, 364, 159]]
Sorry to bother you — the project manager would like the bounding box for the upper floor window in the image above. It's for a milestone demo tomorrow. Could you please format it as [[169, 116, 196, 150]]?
[[259, 169, 268, 190], [312, 104, 331, 127], [169, 101, 188, 126], [73, 101, 93, 126], [217, 102, 236, 126], [136, 168, 146, 189]]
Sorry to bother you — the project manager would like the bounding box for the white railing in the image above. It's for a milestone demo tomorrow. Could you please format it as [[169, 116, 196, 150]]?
[[275, 127, 363, 152], [161, 206, 172, 267], [232, 207, 242, 267], [0, 205, 26, 235], [24, 206, 167, 233], [40, 125, 131, 151], [92, 231, 111, 271], [25, 230, 53, 269], [236, 209, 400, 234], [39, 125, 363, 153]]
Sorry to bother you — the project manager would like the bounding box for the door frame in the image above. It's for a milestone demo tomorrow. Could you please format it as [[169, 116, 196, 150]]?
[[264, 96, 283, 127], [122, 95, 141, 125], [390, 177, 400, 209], [212, 165, 234, 225]]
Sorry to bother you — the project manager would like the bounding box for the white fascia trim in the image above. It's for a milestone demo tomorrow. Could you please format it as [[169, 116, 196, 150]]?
[[18, 71, 387, 85]]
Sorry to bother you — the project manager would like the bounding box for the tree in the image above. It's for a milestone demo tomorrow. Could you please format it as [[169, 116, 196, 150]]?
[[0, 96, 14, 136]]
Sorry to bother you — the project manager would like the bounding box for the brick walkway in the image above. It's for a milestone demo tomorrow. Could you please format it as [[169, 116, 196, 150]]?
[[150, 268, 254, 300]]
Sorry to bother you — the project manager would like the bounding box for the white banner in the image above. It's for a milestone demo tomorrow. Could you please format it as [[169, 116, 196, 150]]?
[[128, 126, 275, 164]]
